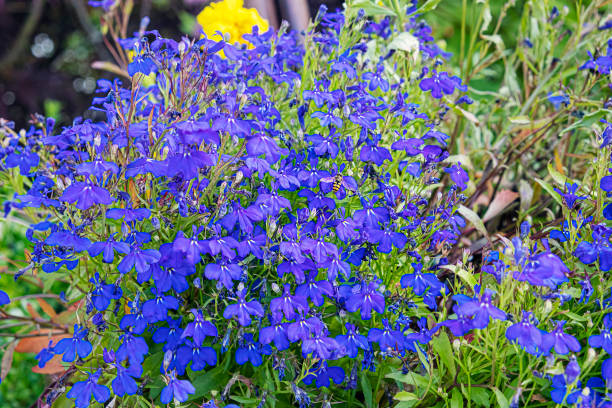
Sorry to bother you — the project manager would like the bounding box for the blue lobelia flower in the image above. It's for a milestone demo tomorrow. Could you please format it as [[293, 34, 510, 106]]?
[[205, 260, 243, 290], [589, 315, 612, 354], [366, 223, 407, 254], [419, 70, 465, 99], [90, 272, 122, 311], [173, 228, 209, 266], [550, 374, 581, 405], [106, 206, 151, 223], [270, 284, 310, 320], [336, 323, 369, 358], [288, 315, 325, 342], [181, 309, 218, 346], [152, 317, 184, 352], [345, 281, 386, 320], [295, 273, 334, 307], [88, 234, 130, 264], [302, 362, 345, 388], [116, 332, 149, 364], [176, 340, 217, 373], [76, 158, 119, 178], [602, 358, 612, 384], [574, 225, 612, 271], [66, 370, 110, 408], [53, 324, 92, 362], [457, 289, 506, 329], [235, 333, 271, 367], [59, 181, 114, 210], [505, 311, 545, 355], [142, 286, 179, 323], [160, 370, 195, 404], [554, 183, 586, 210], [260, 314, 291, 350], [542, 321, 581, 355], [444, 162, 469, 191], [367, 318, 404, 352], [400, 262, 445, 297], [514, 250, 569, 289], [117, 244, 161, 275], [120, 299, 148, 335], [301, 329, 341, 360], [223, 289, 265, 326], [0, 290, 9, 305], [104, 350, 143, 397]]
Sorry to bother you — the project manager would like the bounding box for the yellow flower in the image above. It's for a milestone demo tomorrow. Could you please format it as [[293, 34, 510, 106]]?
[[197, 0, 269, 45]]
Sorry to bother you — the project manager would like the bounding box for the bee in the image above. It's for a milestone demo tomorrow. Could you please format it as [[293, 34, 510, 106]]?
[[320, 173, 357, 196], [331, 174, 343, 193]]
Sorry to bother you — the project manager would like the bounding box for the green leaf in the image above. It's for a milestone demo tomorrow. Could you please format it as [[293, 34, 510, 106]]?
[[547, 162, 572, 186], [386, 372, 431, 389], [451, 388, 464, 408], [471, 388, 491, 407], [395, 391, 419, 402], [231, 396, 261, 404], [534, 178, 563, 206], [457, 205, 489, 238], [361, 372, 373, 408], [395, 402, 418, 408], [188, 365, 231, 401], [349, 0, 394, 16], [51, 395, 74, 408], [561, 109, 612, 134], [431, 332, 456, 378], [416, 0, 443, 13], [492, 387, 509, 408]]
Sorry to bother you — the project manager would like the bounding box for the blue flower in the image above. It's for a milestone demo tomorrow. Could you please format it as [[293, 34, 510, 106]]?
[[0, 290, 9, 305], [444, 162, 469, 190], [260, 315, 291, 350], [90, 272, 122, 311], [223, 290, 265, 326], [270, 284, 309, 320], [589, 315, 612, 354], [550, 374, 581, 404], [181, 309, 218, 345], [66, 370, 110, 408], [142, 287, 179, 323], [235, 333, 271, 367], [336, 323, 369, 358], [302, 330, 340, 359], [456, 289, 506, 329], [505, 311, 545, 355], [116, 332, 149, 364], [118, 245, 161, 275], [53, 324, 92, 362], [400, 262, 445, 296], [302, 362, 345, 388], [367, 318, 404, 352], [438, 306, 474, 336], [573, 225, 612, 272], [205, 261, 243, 290], [419, 70, 465, 99], [554, 183, 586, 209], [88, 234, 130, 263], [542, 321, 581, 355], [345, 281, 385, 320], [160, 370, 195, 404], [59, 181, 114, 210], [106, 206, 151, 222], [176, 340, 217, 373]]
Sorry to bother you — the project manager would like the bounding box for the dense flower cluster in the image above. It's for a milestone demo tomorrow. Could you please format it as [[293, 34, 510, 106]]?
[[1, 1, 612, 407], [0, 2, 475, 406]]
